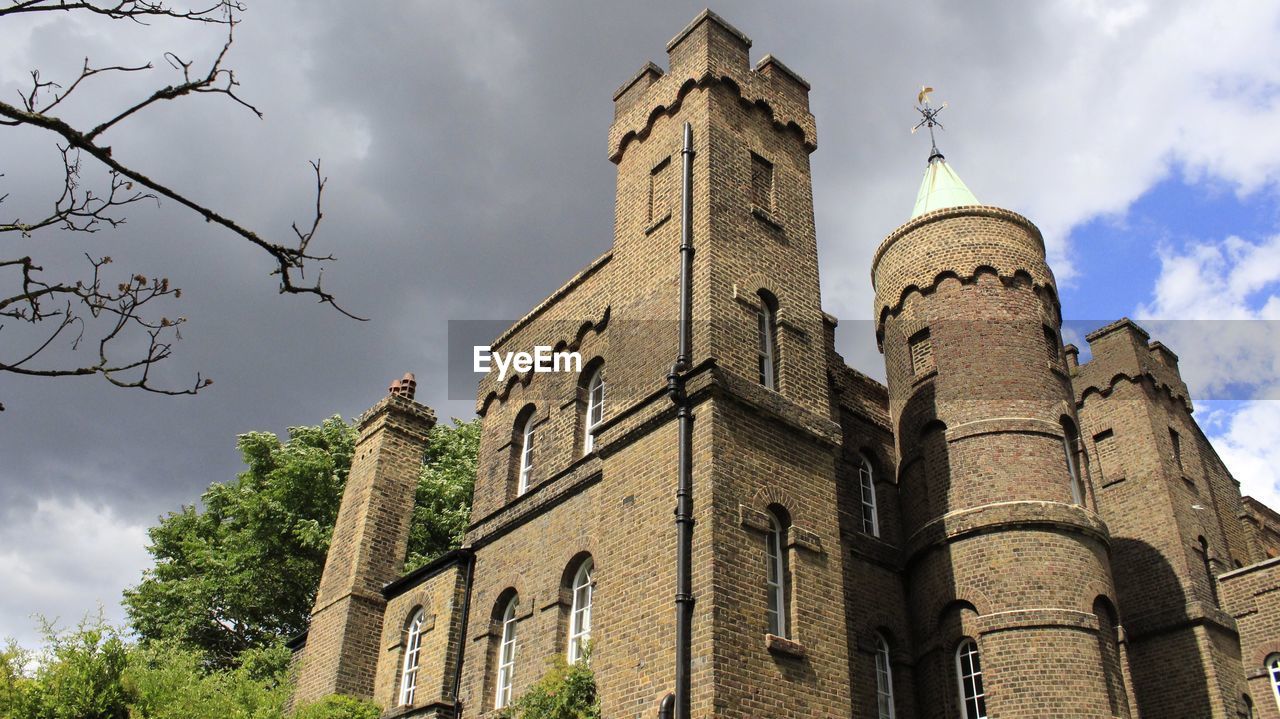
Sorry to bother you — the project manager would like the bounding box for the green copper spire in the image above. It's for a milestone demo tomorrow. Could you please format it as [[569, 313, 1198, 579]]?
[[909, 86, 978, 218], [911, 156, 978, 217]]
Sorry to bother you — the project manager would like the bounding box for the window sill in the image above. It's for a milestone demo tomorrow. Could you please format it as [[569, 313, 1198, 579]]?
[[766, 633, 806, 658], [1101, 474, 1127, 489], [644, 212, 672, 235], [751, 205, 783, 231], [911, 367, 938, 387]]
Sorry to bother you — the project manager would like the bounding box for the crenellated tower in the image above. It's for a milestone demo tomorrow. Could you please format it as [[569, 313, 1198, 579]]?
[[872, 149, 1130, 718]]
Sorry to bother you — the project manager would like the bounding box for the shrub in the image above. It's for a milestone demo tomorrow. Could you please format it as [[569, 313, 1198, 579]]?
[[497, 657, 600, 719]]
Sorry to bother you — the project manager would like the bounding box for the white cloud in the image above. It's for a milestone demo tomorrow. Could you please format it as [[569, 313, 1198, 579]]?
[[0, 497, 150, 649], [1133, 232, 1280, 511], [1134, 234, 1280, 397], [1198, 399, 1280, 510]]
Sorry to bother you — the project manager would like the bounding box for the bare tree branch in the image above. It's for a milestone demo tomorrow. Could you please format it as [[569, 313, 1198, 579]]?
[[0, 0, 244, 24], [1, 0, 358, 410]]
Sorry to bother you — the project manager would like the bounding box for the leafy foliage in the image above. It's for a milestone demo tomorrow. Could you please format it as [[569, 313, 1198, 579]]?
[[497, 657, 600, 719], [0, 616, 131, 719], [291, 694, 382, 719], [405, 417, 481, 572], [123, 641, 292, 719], [0, 615, 385, 719], [123, 415, 480, 665], [123, 416, 357, 666]]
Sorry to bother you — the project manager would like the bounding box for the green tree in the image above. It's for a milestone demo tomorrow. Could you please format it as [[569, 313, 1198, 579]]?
[[123, 415, 480, 665], [123, 417, 357, 666], [405, 418, 481, 572]]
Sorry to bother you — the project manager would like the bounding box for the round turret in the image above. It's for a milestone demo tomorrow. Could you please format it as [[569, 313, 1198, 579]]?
[[873, 157, 1128, 718]]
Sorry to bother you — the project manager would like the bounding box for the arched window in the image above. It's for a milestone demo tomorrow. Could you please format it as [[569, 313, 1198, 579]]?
[[955, 638, 988, 719], [1268, 654, 1280, 714], [516, 410, 535, 495], [568, 558, 594, 663], [583, 366, 605, 455], [1062, 417, 1084, 505], [1242, 693, 1254, 719], [494, 595, 519, 710], [765, 507, 790, 638], [757, 290, 779, 390], [874, 632, 896, 719], [859, 453, 880, 537], [399, 609, 425, 706]]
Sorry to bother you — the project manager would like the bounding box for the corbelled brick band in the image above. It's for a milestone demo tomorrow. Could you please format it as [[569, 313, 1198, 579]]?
[[874, 205, 1127, 718], [293, 393, 436, 706]]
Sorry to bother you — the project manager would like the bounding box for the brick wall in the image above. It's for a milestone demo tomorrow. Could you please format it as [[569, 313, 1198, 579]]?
[[293, 395, 436, 706], [1222, 559, 1280, 718]]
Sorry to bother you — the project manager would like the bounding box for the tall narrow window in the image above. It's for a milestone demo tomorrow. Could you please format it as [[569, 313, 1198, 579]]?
[[1170, 428, 1183, 473], [758, 291, 779, 390], [875, 632, 896, 719], [1242, 694, 1254, 719], [494, 596, 518, 710], [908, 328, 935, 376], [859, 453, 880, 537], [1043, 324, 1061, 363], [584, 366, 604, 455], [399, 609, 425, 706], [765, 508, 789, 638], [649, 157, 673, 224], [750, 152, 774, 210], [1200, 536, 1219, 606], [517, 412, 535, 495], [1268, 654, 1280, 714], [1062, 418, 1084, 505], [955, 639, 988, 719], [568, 558, 594, 663]]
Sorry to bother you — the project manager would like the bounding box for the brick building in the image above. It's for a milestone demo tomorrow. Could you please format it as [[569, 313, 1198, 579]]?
[[290, 11, 1280, 719]]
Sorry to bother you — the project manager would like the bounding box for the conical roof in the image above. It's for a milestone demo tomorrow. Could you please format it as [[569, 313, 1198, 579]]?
[[911, 155, 978, 218]]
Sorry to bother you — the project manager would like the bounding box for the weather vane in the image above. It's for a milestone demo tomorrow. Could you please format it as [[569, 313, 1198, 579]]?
[[911, 86, 948, 163]]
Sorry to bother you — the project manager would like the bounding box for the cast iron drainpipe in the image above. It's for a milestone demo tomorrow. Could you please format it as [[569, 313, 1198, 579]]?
[[661, 120, 696, 719]]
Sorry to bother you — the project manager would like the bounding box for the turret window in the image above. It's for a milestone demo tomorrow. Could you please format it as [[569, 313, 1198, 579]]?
[[908, 328, 934, 376], [1043, 324, 1061, 363], [750, 152, 774, 211], [757, 291, 779, 390], [955, 638, 987, 719], [1170, 428, 1183, 474], [399, 609, 426, 706], [1200, 536, 1219, 606], [649, 156, 673, 225], [1062, 418, 1084, 505], [859, 453, 880, 537]]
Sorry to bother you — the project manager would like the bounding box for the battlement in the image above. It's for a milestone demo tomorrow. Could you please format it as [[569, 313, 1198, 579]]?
[[871, 205, 1054, 338], [608, 9, 816, 163], [1072, 318, 1192, 411]]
